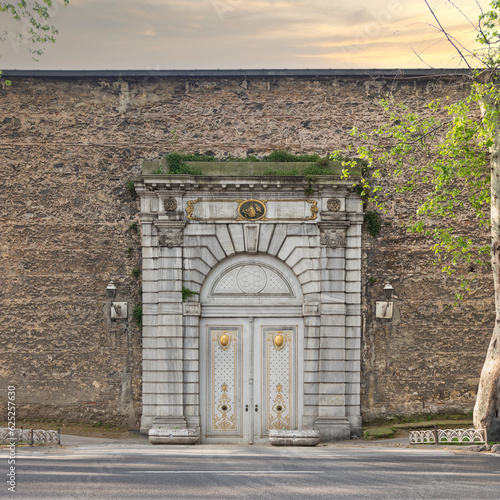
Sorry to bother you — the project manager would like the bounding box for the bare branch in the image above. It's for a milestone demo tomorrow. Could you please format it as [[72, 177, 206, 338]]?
[[423, 0, 473, 70], [472, 0, 489, 45], [473, 0, 484, 17], [447, 0, 477, 30], [411, 46, 435, 69]]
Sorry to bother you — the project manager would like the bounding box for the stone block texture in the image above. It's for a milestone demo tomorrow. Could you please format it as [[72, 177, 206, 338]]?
[[0, 72, 492, 428]]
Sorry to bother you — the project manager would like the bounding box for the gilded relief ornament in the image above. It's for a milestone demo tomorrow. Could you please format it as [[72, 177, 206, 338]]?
[[269, 383, 290, 430], [186, 199, 199, 220], [327, 198, 341, 212], [219, 333, 230, 348], [272, 331, 290, 350], [158, 228, 183, 247], [306, 200, 319, 220], [163, 197, 177, 211], [320, 229, 346, 248], [214, 383, 236, 431], [237, 199, 267, 221], [274, 333, 284, 348]]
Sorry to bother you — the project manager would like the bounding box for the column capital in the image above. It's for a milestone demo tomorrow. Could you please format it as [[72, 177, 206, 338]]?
[[318, 221, 350, 249], [154, 221, 186, 248]]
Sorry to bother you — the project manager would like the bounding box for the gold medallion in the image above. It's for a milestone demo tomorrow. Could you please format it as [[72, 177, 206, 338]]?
[[274, 334, 284, 348], [237, 199, 267, 221]]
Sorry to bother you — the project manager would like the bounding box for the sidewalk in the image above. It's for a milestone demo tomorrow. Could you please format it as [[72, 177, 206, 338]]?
[[56, 433, 410, 448]]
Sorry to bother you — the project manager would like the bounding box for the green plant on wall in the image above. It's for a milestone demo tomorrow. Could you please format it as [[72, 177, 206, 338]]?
[[182, 286, 199, 301], [126, 180, 136, 197], [132, 303, 142, 329], [163, 153, 203, 175], [263, 150, 320, 162], [364, 210, 382, 237]]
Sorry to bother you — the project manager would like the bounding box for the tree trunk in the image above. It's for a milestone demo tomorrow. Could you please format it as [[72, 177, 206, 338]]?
[[474, 127, 500, 441]]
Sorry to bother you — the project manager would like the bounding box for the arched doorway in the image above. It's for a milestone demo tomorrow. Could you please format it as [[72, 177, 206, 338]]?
[[135, 170, 363, 444], [199, 254, 304, 444]]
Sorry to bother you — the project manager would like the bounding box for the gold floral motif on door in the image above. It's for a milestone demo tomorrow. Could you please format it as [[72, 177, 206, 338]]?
[[211, 330, 238, 433], [266, 329, 293, 432]]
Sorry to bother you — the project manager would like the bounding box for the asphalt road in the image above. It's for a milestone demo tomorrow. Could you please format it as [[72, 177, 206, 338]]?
[[5, 439, 500, 499]]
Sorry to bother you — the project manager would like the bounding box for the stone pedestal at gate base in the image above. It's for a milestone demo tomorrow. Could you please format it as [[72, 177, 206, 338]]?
[[148, 417, 200, 445], [315, 418, 351, 442], [269, 430, 321, 446]]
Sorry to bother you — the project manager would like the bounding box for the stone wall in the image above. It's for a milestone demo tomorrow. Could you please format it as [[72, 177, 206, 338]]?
[[0, 71, 493, 427]]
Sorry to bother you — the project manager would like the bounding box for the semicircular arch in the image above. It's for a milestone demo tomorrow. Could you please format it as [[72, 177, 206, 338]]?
[[200, 253, 304, 316]]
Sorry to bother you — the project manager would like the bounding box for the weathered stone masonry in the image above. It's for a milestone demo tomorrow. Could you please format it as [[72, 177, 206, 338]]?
[[0, 69, 493, 431]]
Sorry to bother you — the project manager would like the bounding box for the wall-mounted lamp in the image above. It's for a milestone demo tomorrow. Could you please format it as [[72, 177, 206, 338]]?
[[106, 281, 117, 300], [376, 283, 394, 319], [105, 281, 127, 320]]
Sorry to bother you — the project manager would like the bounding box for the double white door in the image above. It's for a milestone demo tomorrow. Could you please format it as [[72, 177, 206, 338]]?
[[200, 317, 302, 444]]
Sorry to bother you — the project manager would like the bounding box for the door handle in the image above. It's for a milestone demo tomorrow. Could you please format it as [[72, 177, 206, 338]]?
[[255, 404, 258, 413], [245, 404, 249, 412]]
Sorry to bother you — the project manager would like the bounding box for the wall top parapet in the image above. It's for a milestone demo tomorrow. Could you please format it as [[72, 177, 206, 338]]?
[[135, 175, 357, 197], [1, 68, 471, 79], [141, 178, 353, 190], [141, 160, 362, 177]]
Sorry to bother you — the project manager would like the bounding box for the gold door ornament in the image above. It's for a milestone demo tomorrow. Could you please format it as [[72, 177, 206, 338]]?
[[269, 383, 290, 430], [219, 333, 230, 348], [214, 383, 236, 430], [274, 333, 284, 348], [209, 328, 239, 435], [266, 328, 294, 433]]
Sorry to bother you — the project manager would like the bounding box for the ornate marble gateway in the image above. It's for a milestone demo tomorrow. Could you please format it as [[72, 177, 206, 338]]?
[[134, 166, 363, 444]]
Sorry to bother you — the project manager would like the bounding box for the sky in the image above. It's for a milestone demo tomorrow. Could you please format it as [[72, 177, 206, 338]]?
[[0, 0, 492, 70]]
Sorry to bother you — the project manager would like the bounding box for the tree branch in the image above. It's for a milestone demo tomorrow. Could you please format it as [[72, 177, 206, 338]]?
[[424, 0, 473, 70], [411, 46, 435, 69]]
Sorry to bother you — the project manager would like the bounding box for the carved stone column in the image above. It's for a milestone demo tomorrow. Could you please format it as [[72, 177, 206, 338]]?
[[315, 219, 351, 441], [147, 220, 199, 444]]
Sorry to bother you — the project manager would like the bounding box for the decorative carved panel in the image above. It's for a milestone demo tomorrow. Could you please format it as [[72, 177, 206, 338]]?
[[211, 264, 294, 297], [320, 228, 346, 248], [263, 326, 295, 435], [186, 198, 318, 221], [163, 197, 177, 211], [327, 198, 341, 212], [158, 228, 183, 247]]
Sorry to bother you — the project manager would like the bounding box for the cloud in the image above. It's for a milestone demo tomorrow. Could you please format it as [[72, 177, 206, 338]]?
[[0, 0, 491, 69]]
